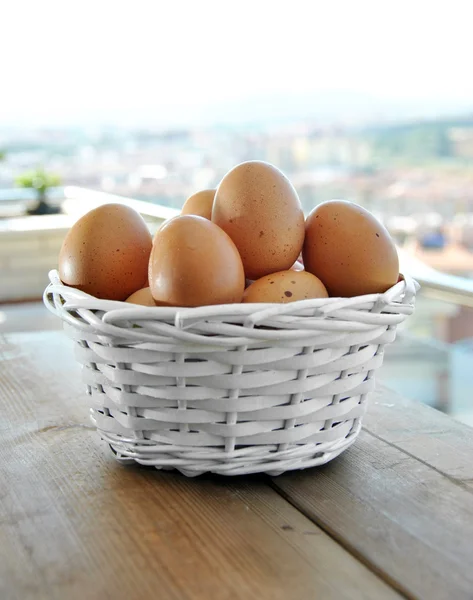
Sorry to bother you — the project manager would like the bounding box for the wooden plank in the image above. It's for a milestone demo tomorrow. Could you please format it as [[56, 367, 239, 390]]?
[[0, 332, 401, 600], [366, 387, 473, 485], [272, 415, 473, 600]]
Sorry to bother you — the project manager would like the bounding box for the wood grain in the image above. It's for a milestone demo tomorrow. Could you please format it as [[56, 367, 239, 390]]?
[[0, 332, 401, 600], [366, 387, 473, 485], [272, 424, 473, 600]]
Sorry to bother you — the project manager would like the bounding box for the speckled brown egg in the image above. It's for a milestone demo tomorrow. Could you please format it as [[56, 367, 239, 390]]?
[[212, 161, 304, 280], [58, 203, 152, 300], [243, 270, 328, 303], [181, 189, 215, 219], [149, 215, 245, 307], [125, 287, 157, 306], [303, 200, 399, 297]]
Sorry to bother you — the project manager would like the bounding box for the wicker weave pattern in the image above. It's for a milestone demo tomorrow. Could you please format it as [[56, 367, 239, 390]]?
[[44, 270, 418, 476]]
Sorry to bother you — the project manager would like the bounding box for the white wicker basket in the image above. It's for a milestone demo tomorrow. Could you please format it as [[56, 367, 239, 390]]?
[[44, 270, 418, 476]]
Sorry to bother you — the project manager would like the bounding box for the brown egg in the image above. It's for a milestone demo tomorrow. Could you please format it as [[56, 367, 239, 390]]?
[[59, 203, 152, 300], [181, 189, 215, 219], [149, 215, 245, 307], [212, 161, 304, 280], [125, 287, 157, 306], [243, 270, 328, 303], [303, 200, 399, 297]]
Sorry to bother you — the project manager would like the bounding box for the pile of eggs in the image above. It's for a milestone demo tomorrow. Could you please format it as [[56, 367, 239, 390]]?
[[58, 160, 399, 306]]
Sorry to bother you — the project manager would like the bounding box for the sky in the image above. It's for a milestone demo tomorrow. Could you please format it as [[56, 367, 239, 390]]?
[[1, 0, 473, 128]]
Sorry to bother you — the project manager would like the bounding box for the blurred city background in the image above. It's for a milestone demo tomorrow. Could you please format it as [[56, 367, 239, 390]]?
[[1, 0, 472, 424]]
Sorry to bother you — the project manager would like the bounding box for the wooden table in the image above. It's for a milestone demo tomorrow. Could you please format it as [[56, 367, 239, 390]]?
[[1, 331, 473, 600]]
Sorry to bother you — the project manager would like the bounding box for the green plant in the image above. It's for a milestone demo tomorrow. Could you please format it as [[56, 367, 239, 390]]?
[[15, 168, 62, 215]]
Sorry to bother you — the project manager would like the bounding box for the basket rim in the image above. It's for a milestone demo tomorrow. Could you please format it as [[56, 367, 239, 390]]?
[[45, 269, 419, 320]]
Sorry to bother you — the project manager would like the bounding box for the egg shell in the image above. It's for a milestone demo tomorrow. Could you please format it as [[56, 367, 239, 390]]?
[[125, 287, 157, 306], [59, 203, 152, 300], [303, 200, 399, 297], [212, 161, 305, 280], [243, 270, 328, 303], [149, 215, 245, 307], [181, 189, 215, 219]]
